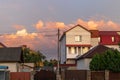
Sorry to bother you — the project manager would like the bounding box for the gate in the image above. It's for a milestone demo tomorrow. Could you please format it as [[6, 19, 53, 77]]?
[[34, 70, 56, 80]]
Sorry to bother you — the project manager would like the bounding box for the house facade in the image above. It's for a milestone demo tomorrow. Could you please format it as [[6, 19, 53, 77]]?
[[60, 25, 91, 64], [60, 24, 120, 65]]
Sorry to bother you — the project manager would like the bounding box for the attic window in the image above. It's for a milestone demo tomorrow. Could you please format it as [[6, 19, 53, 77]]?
[[98, 37, 101, 42], [112, 36, 115, 42], [75, 35, 82, 42]]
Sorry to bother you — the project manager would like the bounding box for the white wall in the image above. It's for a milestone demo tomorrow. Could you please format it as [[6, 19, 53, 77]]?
[[66, 26, 91, 59], [105, 45, 120, 51], [66, 26, 91, 45], [77, 58, 91, 70], [0, 63, 18, 72]]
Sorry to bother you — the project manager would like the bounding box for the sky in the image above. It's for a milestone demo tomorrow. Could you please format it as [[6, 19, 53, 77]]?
[[0, 0, 120, 59]]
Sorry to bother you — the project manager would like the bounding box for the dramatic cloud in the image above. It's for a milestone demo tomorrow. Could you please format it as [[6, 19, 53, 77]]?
[[34, 21, 69, 31], [35, 20, 44, 30], [76, 19, 120, 30], [0, 19, 120, 59]]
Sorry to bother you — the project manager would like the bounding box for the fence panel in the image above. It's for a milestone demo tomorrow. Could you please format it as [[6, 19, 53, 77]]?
[[10, 72, 31, 80], [34, 70, 56, 80], [109, 72, 120, 80], [91, 71, 105, 80], [65, 70, 87, 80]]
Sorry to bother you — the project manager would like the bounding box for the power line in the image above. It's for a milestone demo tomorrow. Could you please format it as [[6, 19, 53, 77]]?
[[0, 30, 64, 38]]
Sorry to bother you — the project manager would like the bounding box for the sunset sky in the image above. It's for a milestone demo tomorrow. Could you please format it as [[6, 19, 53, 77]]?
[[0, 0, 120, 59]]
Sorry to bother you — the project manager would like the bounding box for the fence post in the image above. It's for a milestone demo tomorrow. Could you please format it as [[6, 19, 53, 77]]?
[[105, 70, 109, 80], [87, 70, 91, 80]]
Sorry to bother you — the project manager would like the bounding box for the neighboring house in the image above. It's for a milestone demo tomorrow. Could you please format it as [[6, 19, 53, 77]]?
[[60, 24, 120, 65], [76, 45, 111, 70], [99, 31, 120, 50], [0, 47, 23, 72]]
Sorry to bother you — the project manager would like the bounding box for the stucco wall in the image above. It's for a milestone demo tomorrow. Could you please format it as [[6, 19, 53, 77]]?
[[0, 63, 18, 72], [66, 26, 91, 44], [105, 45, 120, 51], [77, 58, 91, 70], [66, 26, 91, 59], [91, 38, 99, 47]]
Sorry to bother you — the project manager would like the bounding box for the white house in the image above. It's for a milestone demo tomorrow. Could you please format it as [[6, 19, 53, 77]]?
[[60, 25, 91, 64]]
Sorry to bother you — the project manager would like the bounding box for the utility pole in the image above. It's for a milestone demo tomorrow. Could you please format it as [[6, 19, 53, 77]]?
[[56, 28, 61, 80]]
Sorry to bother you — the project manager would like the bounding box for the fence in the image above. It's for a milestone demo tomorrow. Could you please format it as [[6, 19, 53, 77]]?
[[34, 70, 56, 80], [10, 72, 31, 80], [62, 70, 120, 80], [64, 70, 87, 80]]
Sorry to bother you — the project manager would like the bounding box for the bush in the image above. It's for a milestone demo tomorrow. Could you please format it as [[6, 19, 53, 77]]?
[[89, 49, 120, 72]]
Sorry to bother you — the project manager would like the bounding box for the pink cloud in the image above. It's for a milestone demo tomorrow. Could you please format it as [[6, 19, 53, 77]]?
[[13, 25, 25, 30], [34, 20, 44, 30], [2, 19, 120, 50], [0, 19, 120, 59], [76, 19, 120, 31]]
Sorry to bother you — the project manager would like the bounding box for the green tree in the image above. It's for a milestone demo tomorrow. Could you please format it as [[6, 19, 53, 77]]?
[[90, 49, 120, 72], [23, 47, 46, 66], [43, 59, 58, 67]]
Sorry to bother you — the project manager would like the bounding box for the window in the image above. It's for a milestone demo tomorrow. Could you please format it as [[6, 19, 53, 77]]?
[[98, 37, 101, 42], [112, 36, 115, 42], [75, 35, 82, 42], [68, 47, 76, 54]]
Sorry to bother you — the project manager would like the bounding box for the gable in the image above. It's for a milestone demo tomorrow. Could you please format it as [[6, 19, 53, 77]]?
[[65, 25, 91, 44], [66, 24, 90, 34], [60, 24, 90, 41]]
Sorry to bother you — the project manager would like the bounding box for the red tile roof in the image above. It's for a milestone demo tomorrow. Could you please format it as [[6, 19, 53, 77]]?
[[99, 31, 119, 35]]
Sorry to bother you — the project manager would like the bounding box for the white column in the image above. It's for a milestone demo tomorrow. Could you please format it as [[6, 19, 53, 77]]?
[[76, 47, 78, 55], [81, 47, 83, 55]]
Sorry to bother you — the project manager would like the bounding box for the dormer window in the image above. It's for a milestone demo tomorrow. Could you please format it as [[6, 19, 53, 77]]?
[[75, 35, 82, 42], [112, 36, 115, 42], [98, 37, 101, 42]]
